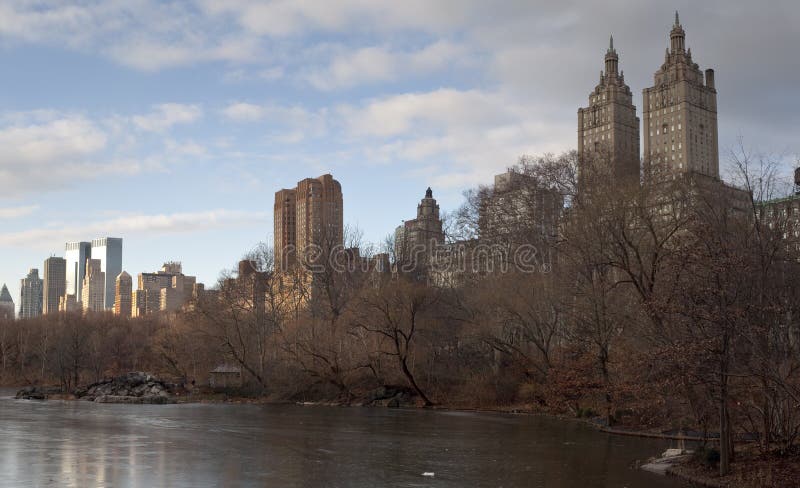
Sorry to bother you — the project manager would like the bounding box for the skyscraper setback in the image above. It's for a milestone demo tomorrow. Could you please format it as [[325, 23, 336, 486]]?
[[43, 257, 67, 315], [274, 174, 343, 270]]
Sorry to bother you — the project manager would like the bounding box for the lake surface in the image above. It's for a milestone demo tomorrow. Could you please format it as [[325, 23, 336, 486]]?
[[0, 390, 688, 487]]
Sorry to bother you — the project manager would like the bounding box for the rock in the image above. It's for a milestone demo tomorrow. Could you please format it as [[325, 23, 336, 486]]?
[[78, 372, 173, 403], [640, 454, 691, 475], [366, 385, 416, 407], [94, 395, 172, 404], [15, 385, 62, 400]]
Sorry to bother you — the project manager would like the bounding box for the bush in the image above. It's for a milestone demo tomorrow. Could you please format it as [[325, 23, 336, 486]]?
[[693, 446, 720, 467]]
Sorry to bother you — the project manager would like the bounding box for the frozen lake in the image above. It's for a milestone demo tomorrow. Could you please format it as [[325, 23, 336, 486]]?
[[0, 390, 688, 487]]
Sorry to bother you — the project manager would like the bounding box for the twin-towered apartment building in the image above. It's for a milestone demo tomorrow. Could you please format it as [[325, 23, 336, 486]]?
[[578, 12, 720, 184]]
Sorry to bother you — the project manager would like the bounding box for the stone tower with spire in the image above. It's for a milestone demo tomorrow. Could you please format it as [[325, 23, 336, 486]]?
[[394, 188, 444, 266], [643, 12, 719, 180], [578, 34, 640, 186]]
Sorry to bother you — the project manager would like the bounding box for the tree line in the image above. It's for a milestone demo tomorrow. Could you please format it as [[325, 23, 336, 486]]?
[[1, 146, 799, 475]]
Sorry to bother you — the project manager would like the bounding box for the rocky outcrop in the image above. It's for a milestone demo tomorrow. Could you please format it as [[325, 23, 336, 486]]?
[[15, 386, 62, 400], [364, 385, 416, 408], [75, 372, 174, 404]]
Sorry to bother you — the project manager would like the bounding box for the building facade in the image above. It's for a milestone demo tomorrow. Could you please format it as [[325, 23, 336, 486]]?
[[134, 262, 198, 315], [0, 284, 15, 320], [43, 256, 66, 315], [643, 13, 719, 180], [274, 188, 297, 271], [82, 259, 105, 313], [394, 188, 444, 268], [480, 171, 564, 248], [91, 237, 123, 311], [578, 35, 640, 185], [274, 174, 343, 270], [65, 241, 91, 300], [19, 268, 43, 319], [114, 271, 132, 318]]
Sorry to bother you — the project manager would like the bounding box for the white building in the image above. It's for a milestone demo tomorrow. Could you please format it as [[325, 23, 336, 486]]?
[[65, 241, 91, 300], [19, 269, 43, 319], [91, 237, 123, 311]]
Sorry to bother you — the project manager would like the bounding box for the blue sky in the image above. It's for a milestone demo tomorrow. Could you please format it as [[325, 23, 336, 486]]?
[[1, 0, 799, 307]]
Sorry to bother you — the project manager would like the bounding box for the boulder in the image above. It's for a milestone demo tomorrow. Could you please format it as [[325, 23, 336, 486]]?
[[77, 372, 174, 403], [365, 385, 416, 407], [15, 385, 62, 400]]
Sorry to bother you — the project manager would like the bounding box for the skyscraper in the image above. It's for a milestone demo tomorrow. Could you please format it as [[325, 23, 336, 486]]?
[[274, 174, 343, 270], [65, 241, 91, 300], [114, 271, 132, 318], [0, 284, 14, 320], [296, 174, 343, 260], [43, 256, 67, 315], [19, 269, 43, 319], [578, 35, 640, 185], [91, 237, 123, 311], [82, 259, 105, 313], [274, 188, 297, 271], [395, 188, 444, 263], [643, 12, 719, 180]]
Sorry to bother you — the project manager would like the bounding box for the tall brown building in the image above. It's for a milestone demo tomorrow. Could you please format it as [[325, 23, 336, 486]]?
[[578, 35, 640, 185], [114, 271, 132, 318], [643, 12, 719, 180], [274, 188, 297, 271], [274, 174, 343, 270], [43, 256, 66, 315]]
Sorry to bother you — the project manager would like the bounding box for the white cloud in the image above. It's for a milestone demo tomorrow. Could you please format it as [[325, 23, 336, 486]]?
[[0, 114, 106, 164], [132, 103, 203, 132], [0, 205, 39, 219], [222, 102, 266, 122], [335, 88, 572, 187], [304, 41, 470, 90], [0, 209, 269, 249]]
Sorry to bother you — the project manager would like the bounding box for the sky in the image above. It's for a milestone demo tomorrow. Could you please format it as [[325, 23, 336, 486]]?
[[1, 0, 799, 308]]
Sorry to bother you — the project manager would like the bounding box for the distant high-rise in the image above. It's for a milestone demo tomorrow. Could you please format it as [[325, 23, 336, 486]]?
[[91, 237, 123, 311], [0, 284, 15, 320], [82, 259, 105, 313], [274, 188, 297, 271], [134, 262, 198, 315], [43, 257, 67, 315], [274, 174, 343, 270], [114, 271, 132, 318], [395, 188, 444, 264], [643, 12, 719, 180], [65, 241, 91, 299], [578, 35, 640, 185], [19, 269, 43, 319]]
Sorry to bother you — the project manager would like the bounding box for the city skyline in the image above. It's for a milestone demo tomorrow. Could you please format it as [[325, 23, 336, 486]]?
[[1, 2, 799, 307]]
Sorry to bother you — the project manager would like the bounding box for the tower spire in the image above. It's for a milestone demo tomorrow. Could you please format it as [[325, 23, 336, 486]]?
[[604, 34, 618, 76], [670, 11, 686, 53]]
